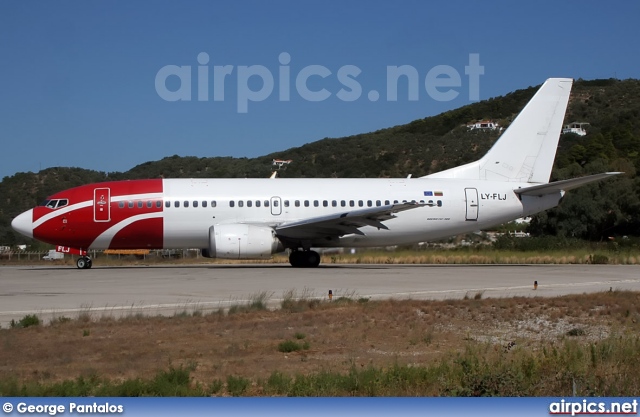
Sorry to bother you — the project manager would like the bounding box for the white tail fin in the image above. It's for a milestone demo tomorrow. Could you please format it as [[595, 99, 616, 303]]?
[[424, 78, 573, 184]]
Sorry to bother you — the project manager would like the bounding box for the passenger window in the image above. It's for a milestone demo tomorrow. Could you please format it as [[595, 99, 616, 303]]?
[[156, 200, 162, 208], [341, 200, 346, 207], [119, 201, 124, 208], [349, 200, 355, 207], [129, 201, 134, 208], [264, 200, 269, 207], [358, 200, 364, 207], [147, 201, 152, 208], [165, 201, 171, 208], [428, 200, 434, 206], [376, 200, 381, 206], [202, 201, 208, 208], [138, 201, 143, 208], [247, 200, 252, 207], [314, 200, 319, 207], [238, 200, 244, 207], [394, 200, 399, 204], [184, 201, 189, 208], [284, 200, 289, 207], [385, 200, 390, 205], [437, 200, 443, 207], [273, 200, 279, 207], [256, 200, 261, 207], [229, 201, 235, 207], [193, 201, 198, 208], [367, 200, 372, 207], [323, 200, 328, 207], [304, 200, 309, 207], [332, 200, 337, 207], [211, 201, 217, 208], [174, 201, 180, 208], [295, 200, 300, 207]]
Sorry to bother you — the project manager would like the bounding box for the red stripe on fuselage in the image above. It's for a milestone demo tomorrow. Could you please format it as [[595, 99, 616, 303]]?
[[109, 217, 163, 249], [33, 179, 164, 249]]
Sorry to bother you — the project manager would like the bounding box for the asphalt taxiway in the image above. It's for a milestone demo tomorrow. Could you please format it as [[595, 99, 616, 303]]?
[[1, 264, 639, 326]]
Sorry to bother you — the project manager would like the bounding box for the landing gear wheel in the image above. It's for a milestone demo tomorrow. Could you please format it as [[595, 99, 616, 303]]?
[[76, 257, 92, 269], [289, 251, 302, 267], [303, 250, 321, 268], [289, 250, 320, 268]]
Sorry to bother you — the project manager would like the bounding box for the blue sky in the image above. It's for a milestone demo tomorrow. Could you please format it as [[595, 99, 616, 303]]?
[[1, 0, 639, 179]]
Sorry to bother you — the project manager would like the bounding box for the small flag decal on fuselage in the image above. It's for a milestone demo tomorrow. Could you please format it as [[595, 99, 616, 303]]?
[[424, 191, 444, 196]]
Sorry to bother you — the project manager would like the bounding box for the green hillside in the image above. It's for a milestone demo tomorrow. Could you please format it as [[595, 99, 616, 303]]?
[[2, 78, 640, 246]]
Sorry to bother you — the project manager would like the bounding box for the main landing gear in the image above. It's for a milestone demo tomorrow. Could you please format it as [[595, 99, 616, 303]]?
[[76, 257, 93, 269], [289, 250, 321, 268]]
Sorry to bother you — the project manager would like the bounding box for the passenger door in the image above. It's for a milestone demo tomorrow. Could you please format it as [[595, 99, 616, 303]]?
[[93, 188, 111, 222], [464, 188, 478, 221]]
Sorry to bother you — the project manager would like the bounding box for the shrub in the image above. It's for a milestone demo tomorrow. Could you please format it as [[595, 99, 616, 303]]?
[[226, 375, 249, 396], [11, 314, 40, 328], [210, 379, 224, 394], [566, 328, 586, 336], [278, 340, 302, 353]]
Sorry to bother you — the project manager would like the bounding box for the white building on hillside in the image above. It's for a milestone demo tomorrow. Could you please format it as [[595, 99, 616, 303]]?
[[562, 122, 589, 136], [467, 120, 501, 131]]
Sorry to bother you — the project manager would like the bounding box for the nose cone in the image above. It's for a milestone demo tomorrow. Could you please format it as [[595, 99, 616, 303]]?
[[11, 209, 34, 239]]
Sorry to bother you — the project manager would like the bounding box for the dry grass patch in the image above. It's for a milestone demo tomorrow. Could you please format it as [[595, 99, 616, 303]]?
[[1, 291, 640, 395]]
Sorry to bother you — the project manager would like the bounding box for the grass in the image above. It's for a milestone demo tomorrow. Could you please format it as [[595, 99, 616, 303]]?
[[323, 249, 638, 265], [2, 335, 640, 396], [280, 288, 320, 313], [227, 291, 273, 315], [2, 290, 640, 396], [5, 239, 640, 267]]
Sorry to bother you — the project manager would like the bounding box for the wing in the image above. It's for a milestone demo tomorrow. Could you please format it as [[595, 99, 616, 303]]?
[[275, 202, 424, 240]]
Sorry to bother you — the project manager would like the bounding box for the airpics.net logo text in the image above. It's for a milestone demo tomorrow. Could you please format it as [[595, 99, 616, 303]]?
[[154, 53, 484, 113]]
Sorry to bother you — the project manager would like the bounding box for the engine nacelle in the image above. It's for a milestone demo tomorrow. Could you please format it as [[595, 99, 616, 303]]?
[[201, 224, 284, 259]]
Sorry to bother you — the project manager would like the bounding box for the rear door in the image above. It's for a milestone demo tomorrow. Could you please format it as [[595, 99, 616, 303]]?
[[464, 188, 478, 221], [94, 187, 111, 222]]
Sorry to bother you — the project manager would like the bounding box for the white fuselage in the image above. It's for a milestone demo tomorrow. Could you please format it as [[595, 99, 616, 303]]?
[[156, 178, 561, 250]]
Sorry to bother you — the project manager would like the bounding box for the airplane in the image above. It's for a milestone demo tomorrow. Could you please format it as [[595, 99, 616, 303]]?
[[11, 78, 620, 269]]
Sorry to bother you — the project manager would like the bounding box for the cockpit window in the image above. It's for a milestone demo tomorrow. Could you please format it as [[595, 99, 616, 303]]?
[[40, 199, 69, 209]]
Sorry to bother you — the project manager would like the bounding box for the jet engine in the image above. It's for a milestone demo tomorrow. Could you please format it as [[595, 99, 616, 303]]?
[[201, 224, 284, 259]]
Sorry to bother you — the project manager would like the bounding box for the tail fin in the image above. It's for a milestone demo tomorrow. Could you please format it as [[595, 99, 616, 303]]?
[[424, 78, 573, 184]]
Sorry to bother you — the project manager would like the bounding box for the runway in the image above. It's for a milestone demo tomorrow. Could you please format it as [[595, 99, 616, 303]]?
[[1, 264, 639, 326]]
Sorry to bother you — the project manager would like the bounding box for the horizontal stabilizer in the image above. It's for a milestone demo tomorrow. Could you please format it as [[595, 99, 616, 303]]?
[[514, 172, 622, 196]]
